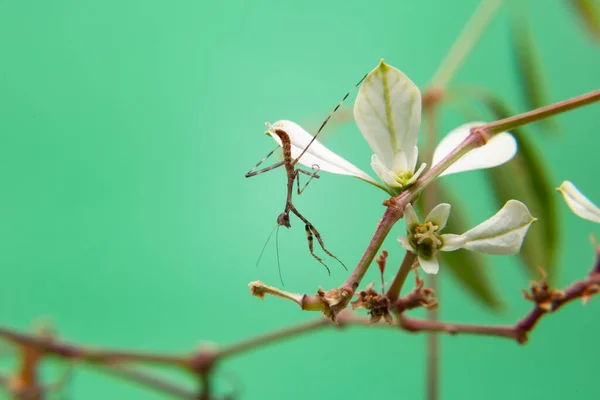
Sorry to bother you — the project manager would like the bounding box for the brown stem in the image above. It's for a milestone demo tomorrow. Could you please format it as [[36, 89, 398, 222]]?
[[338, 206, 403, 296], [387, 252, 417, 302], [397, 271, 600, 344], [97, 364, 197, 400], [479, 88, 600, 135], [0, 328, 188, 368], [217, 318, 331, 360], [1, 266, 598, 398], [399, 314, 518, 339]]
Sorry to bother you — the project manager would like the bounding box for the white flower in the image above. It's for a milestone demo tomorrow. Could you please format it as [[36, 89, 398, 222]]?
[[265, 120, 377, 184], [264, 60, 517, 193], [353, 61, 425, 188], [556, 181, 600, 223], [398, 200, 537, 274]]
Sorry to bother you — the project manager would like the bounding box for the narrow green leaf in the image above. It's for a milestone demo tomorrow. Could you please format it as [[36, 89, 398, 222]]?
[[417, 184, 504, 311], [570, 0, 600, 43], [509, 8, 555, 132]]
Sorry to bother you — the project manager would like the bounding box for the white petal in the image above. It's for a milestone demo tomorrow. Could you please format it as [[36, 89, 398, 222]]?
[[409, 162, 427, 184], [403, 203, 420, 229], [267, 120, 376, 183], [379, 169, 403, 188], [440, 234, 467, 251], [557, 181, 600, 223], [371, 153, 422, 189], [462, 200, 536, 255], [371, 154, 403, 188], [425, 203, 451, 230], [353, 60, 421, 171], [432, 122, 517, 177], [398, 236, 415, 252], [418, 254, 439, 274]]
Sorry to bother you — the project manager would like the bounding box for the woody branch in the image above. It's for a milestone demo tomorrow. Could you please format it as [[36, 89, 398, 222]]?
[[2, 250, 600, 397]]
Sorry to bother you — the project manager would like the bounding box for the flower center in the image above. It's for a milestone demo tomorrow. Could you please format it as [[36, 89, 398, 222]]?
[[394, 169, 414, 186], [413, 221, 442, 250]]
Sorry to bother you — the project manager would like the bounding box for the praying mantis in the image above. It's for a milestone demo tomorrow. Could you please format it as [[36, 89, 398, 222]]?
[[245, 74, 366, 284]]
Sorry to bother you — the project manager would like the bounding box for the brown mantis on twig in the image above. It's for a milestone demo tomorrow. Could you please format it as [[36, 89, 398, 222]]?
[[245, 74, 366, 284]]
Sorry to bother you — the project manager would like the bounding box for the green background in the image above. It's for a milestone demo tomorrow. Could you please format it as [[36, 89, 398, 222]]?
[[1, 0, 599, 398]]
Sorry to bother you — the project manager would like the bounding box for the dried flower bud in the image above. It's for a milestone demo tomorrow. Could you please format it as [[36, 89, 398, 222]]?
[[522, 269, 565, 311]]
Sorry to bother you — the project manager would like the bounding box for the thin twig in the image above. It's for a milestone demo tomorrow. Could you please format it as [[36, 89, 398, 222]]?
[[96, 364, 197, 400], [1, 265, 598, 398], [0, 328, 188, 368], [395, 88, 600, 211], [217, 318, 332, 360], [478, 88, 600, 135], [386, 252, 418, 302], [397, 270, 600, 344]]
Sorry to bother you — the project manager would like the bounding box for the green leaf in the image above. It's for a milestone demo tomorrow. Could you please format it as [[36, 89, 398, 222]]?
[[570, 0, 600, 43], [509, 7, 555, 132], [417, 184, 504, 311]]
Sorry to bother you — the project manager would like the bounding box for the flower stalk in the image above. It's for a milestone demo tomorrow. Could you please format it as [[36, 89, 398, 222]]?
[[386, 251, 418, 302]]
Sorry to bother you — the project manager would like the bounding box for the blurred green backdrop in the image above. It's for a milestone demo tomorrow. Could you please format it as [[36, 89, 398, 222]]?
[[1, 0, 599, 398]]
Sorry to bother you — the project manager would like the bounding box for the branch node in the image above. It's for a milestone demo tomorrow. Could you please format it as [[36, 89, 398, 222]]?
[[189, 346, 219, 376], [469, 125, 489, 145], [315, 287, 351, 322], [521, 268, 565, 311]]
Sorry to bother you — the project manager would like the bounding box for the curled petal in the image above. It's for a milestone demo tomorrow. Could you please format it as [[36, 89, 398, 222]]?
[[410, 162, 427, 184], [371, 154, 404, 188], [403, 203, 420, 230], [440, 234, 467, 251], [371, 154, 424, 189], [425, 203, 451, 230], [398, 236, 415, 253], [354, 60, 422, 172], [432, 122, 517, 177], [462, 200, 536, 255], [556, 181, 600, 223], [267, 120, 377, 184], [418, 254, 439, 274]]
